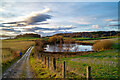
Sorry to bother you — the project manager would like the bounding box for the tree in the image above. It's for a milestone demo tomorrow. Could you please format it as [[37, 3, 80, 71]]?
[[48, 36, 63, 52], [35, 39, 44, 54], [57, 36, 63, 52], [64, 38, 76, 52]]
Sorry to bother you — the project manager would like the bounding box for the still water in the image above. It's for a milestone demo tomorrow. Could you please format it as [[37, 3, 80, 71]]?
[[45, 44, 93, 52]]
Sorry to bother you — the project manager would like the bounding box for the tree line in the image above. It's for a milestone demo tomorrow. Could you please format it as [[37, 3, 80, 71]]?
[[53, 31, 119, 38], [15, 33, 41, 38]]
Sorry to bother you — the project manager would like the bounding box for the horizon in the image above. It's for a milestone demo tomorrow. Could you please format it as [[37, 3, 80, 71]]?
[[0, 2, 119, 37], [0, 30, 119, 38]]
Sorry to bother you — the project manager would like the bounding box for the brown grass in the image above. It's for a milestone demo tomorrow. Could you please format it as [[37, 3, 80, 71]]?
[[92, 40, 113, 51], [1, 40, 35, 63]]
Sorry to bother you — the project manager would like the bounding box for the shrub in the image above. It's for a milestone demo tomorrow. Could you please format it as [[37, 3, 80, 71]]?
[[35, 39, 45, 52], [92, 40, 113, 51], [94, 40, 100, 44], [48, 36, 63, 43]]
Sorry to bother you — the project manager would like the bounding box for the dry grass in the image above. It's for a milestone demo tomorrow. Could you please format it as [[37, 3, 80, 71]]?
[[1, 40, 35, 63], [92, 40, 113, 51]]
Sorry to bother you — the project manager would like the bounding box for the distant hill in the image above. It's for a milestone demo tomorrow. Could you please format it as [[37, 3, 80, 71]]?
[[15, 33, 41, 39], [53, 31, 119, 38]]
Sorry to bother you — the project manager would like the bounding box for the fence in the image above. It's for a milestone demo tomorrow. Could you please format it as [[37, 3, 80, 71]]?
[[37, 53, 91, 79]]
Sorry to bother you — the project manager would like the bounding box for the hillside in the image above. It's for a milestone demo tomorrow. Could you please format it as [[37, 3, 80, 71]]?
[[15, 33, 41, 39], [53, 31, 119, 38]]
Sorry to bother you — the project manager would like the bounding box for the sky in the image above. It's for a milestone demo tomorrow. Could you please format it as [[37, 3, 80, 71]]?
[[0, 2, 119, 36]]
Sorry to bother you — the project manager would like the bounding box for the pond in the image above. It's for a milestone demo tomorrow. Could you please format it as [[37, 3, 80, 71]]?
[[44, 44, 93, 52]]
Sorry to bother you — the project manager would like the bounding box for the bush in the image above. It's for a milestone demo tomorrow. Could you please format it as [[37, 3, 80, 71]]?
[[35, 39, 45, 52], [94, 40, 101, 44], [48, 35, 63, 43], [92, 40, 113, 51]]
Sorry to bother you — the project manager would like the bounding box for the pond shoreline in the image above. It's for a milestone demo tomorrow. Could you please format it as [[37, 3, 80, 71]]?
[[42, 51, 94, 55], [47, 41, 94, 46], [38, 51, 95, 59]]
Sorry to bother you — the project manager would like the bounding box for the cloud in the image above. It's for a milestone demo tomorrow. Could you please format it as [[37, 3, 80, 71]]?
[[107, 24, 120, 26], [105, 19, 119, 27], [92, 25, 100, 29], [37, 29, 73, 37], [69, 20, 90, 25], [1, 28, 21, 32], [25, 25, 76, 32], [0, 8, 6, 12], [0, 31, 17, 36], [42, 30, 56, 33], [105, 19, 118, 22], [25, 14, 51, 25], [1, 24, 76, 37], [2, 7, 52, 26], [23, 25, 76, 36]]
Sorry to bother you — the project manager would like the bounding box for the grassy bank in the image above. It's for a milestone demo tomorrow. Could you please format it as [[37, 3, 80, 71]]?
[[2, 55, 21, 73], [29, 48, 57, 78], [29, 48, 85, 78]]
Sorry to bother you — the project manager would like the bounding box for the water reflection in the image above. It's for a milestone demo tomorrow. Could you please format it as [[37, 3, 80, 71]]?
[[45, 44, 93, 52]]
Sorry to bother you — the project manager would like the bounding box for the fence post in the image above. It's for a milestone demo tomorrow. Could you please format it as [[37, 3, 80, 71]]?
[[47, 57, 49, 68], [63, 61, 65, 78], [37, 53, 39, 58], [41, 55, 43, 61], [45, 56, 46, 65], [86, 66, 91, 80], [41, 54, 42, 58], [39, 54, 41, 58], [42, 55, 44, 62], [53, 57, 56, 71]]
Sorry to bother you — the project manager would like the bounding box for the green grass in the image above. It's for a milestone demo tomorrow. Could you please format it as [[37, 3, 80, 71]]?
[[57, 44, 119, 78], [41, 37, 49, 41], [29, 47, 55, 78], [30, 57, 57, 78], [64, 36, 118, 41], [112, 43, 119, 49], [29, 50, 58, 78]]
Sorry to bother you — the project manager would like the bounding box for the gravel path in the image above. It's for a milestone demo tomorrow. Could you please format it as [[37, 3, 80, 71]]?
[[2, 46, 34, 78]]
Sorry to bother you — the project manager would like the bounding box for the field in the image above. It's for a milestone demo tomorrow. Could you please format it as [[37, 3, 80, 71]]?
[[57, 49, 118, 78], [1, 36, 119, 78], [1, 40, 35, 72], [64, 36, 118, 41], [29, 38, 119, 78]]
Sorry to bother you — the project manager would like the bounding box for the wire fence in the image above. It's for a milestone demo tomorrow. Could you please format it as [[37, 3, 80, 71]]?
[[37, 53, 91, 79]]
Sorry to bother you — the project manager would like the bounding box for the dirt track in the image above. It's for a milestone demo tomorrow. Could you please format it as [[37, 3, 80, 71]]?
[[2, 46, 33, 78]]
